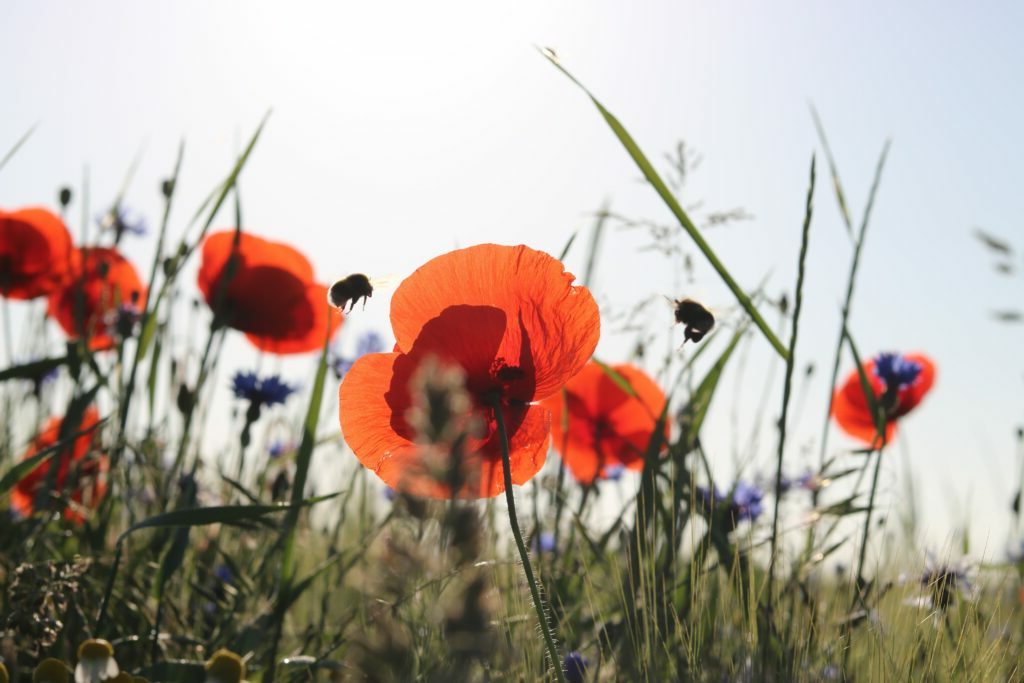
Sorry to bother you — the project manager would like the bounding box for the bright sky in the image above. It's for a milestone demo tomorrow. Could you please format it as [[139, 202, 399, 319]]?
[[2, 1, 1022, 556]]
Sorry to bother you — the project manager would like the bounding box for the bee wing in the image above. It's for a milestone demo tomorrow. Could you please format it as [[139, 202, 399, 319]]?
[[368, 274, 400, 293]]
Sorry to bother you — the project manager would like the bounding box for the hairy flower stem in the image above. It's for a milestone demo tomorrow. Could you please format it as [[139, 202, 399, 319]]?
[[489, 394, 566, 683]]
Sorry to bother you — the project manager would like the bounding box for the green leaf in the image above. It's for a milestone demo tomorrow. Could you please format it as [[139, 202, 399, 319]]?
[[0, 356, 67, 383], [116, 496, 337, 545], [0, 415, 108, 496], [680, 326, 745, 444], [842, 328, 886, 441], [542, 49, 788, 361]]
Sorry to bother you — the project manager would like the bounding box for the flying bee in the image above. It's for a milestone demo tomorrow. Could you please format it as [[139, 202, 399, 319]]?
[[673, 298, 714, 343], [328, 274, 374, 312]]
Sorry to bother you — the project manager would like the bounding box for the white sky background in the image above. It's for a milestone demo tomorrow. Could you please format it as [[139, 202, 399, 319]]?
[[1, 1, 1023, 557]]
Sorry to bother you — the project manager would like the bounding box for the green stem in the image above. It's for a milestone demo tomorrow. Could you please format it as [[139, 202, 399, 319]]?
[[852, 448, 884, 607], [766, 156, 815, 611], [489, 395, 566, 683]]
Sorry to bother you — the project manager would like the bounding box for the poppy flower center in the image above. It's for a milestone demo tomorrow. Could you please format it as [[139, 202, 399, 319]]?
[[489, 357, 528, 399]]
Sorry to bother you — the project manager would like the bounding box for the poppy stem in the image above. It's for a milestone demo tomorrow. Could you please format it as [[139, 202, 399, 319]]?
[[488, 395, 566, 683]]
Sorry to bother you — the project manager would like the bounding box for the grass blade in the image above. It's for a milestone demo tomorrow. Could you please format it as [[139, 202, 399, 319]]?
[[592, 358, 637, 397], [264, 310, 335, 681], [542, 49, 788, 360], [0, 355, 67, 383], [0, 122, 38, 174], [0, 417, 107, 494], [765, 155, 815, 657], [810, 104, 853, 236]]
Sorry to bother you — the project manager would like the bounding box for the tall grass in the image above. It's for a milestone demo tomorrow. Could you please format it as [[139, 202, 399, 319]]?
[[0, 59, 1022, 683]]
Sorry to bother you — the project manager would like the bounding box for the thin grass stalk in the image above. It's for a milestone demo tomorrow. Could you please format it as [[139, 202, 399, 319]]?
[[263, 310, 333, 682], [761, 153, 815, 671], [489, 393, 566, 683], [852, 448, 884, 606], [114, 142, 184, 467], [0, 122, 37, 175], [814, 139, 891, 471], [765, 156, 815, 618], [542, 50, 787, 360], [801, 138, 891, 578]]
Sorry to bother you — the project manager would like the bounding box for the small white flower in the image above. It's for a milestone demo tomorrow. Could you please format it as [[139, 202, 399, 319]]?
[[74, 639, 119, 683]]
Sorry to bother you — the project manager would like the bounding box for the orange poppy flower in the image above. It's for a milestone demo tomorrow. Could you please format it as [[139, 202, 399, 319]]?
[[10, 407, 107, 523], [544, 361, 669, 484], [197, 231, 341, 354], [339, 244, 600, 498], [0, 207, 75, 300], [47, 247, 147, 351], [832, 351, 935, 447]]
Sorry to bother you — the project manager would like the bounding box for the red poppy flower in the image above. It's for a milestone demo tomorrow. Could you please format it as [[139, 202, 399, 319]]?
[[197, 231, 341, 354], [339, 244, 600, 499], [47, 247, 147, 351], [832, 351, 935, 447], [0, 207, 75, 299], [10, 407, 107, 523], [543, 361, 669, 484]]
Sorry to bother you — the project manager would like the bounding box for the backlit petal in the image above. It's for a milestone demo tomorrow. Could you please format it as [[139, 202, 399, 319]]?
[[0, 207, 75, 299], [546, 362, 668, 484], [47, 248, 146, 351], [390, 244, 599, 401]]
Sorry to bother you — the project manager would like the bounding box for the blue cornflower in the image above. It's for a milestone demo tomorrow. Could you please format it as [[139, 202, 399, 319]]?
[[873, 352, 922, 390], [213, 564, 233, 584], [695, 484, 725, 512], [98, 205, 148, 238], [532, 532, 556, 554], [268, 441, 292, 459], [356, 330, 386, 356], [330, 330, 387, 379], [563, 651, 588, 683], [731, 481, 764, 522], [602, 464, 625, 481], [776, 469, 823, 494], [231, 371, 296, 407], [695, 481, 764, 524]]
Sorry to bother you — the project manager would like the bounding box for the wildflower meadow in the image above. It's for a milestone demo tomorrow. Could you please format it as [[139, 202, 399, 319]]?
[[2, 5, 1023, 682]]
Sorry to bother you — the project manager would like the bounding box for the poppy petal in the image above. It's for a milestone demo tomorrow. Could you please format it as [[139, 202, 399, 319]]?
[[197, 231, 314, 296], [242, 281, 341, 354], [12, 407, 105, 522], [390, 244, 599, 401], [546, 362, 668, 484], [831, 384, 896, 447], [894, 353, 936, 417], [340, 348, 550, 499], [198, 231, 338, 355], [0, 207, 75, 299], [47, 248, 147, 351], [339, 351, 418, 484]]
